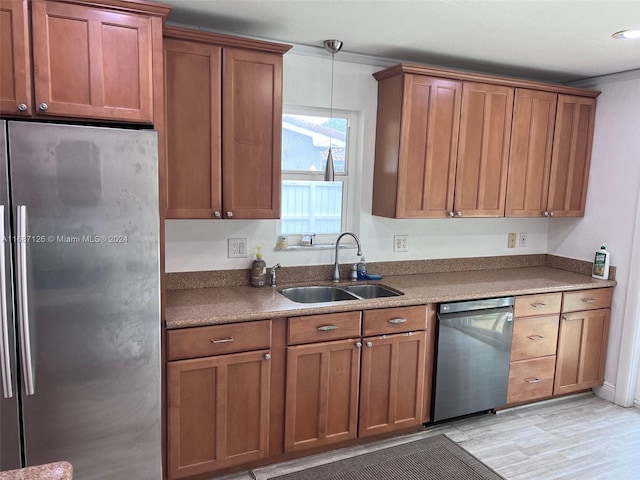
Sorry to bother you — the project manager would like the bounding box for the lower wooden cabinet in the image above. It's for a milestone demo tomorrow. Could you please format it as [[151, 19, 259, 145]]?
[[284, 339, 361, 452], [554, 308, 610, 395], [359, 331, 426, 437], [167, 349, 271, 479], [507, 356, 556, 404]]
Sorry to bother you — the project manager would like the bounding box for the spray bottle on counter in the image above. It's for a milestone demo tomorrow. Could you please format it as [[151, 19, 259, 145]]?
[[592, 244, 611, 280], [251, 247, 267, 287]]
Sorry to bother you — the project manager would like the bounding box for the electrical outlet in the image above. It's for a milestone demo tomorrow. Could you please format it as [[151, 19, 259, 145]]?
[[508, 233, 516, 248], [228, 238, 248, 258], [394, 235, 409, 252], [519, 232, 527, 247]]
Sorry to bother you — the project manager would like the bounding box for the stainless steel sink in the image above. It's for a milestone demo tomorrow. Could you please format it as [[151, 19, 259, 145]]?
[[278, 284, 403, 303], [342, 284, 403, 299], [279, 286, 360, 303]]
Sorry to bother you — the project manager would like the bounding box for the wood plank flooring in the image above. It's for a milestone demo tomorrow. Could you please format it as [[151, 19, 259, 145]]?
[[214, 394, 640, 480]]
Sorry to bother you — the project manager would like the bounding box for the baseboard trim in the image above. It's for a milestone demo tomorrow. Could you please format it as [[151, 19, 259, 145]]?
[[594, 382, 616, 403], [634, 399, 640, 409]]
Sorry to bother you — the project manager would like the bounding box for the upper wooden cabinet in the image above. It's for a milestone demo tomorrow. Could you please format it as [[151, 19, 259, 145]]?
[[0, 0, 31, 116], [505, 89, 557, 217], [163, 27, 291, 219], [546, 95, 597, 217], [505, 91, 596, 217], [455, 82, 514, 217], [372, 74, 461, 218], [0, 0, 169, 122], [372, 64, 599, 218]]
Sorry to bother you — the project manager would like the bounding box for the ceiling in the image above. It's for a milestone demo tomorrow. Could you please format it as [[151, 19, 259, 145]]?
[[160, 0, 640, 84]]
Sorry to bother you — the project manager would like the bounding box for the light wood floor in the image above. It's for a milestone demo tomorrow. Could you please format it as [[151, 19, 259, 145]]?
[[217, 393, 640, 480]]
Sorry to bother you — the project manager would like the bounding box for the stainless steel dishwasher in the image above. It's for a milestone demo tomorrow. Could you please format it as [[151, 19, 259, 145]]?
[[432, 297, 514, 422]]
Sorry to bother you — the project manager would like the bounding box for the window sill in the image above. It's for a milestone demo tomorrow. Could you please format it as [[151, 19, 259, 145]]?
[[273, 243, 358, 252]]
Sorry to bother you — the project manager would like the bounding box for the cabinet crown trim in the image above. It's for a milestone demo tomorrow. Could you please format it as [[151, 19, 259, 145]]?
[[56, 0, 172, 19], [164, 25, 292, 54], [373, 63, 600, 98]]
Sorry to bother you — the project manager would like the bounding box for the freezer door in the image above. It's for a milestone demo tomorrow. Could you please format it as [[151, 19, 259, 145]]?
[[0, 121, 21, 471], [7, 122, 161, 479]]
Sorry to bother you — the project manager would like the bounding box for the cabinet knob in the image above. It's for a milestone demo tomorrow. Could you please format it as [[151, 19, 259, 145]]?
[[213, 211, 221, 218], [448, 211, 455, 218], [226, 211, 233, 218], [355, 342, 362, 349], [455, 211, 462, 217], [38, 102, 49, 111], [366, 341, 373, 348], [549, 211, 554, 217], [543, 211, 549, 217], [264, 353, 271, 360], [17, 103, 28, 112]]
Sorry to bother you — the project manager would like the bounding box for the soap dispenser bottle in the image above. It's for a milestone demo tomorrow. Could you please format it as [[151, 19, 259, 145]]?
[[356, 256, 368, 281], [251, 247, 267, 287]]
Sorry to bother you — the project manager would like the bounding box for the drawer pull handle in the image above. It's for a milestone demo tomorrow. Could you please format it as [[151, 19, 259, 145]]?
[[525, 378, 541, 384], [388, 318, 407, 324], [211, 337, 234, 344], [366, 341, 373, 348], [264, 353, 271, 360], [318, 325, 338, 332], [581, 297, 597, 303], [528, 335, 544, 341], [531, 302, 546, 308]]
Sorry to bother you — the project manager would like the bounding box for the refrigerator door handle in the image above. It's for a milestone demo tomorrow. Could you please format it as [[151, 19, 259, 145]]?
[[16, 205, 35, 395], [0, 205, 13, 398]]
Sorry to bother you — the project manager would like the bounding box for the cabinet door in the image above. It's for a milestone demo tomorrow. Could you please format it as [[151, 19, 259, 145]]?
[[164, 38, 222, 219], [284, 339, 360, 452], [0, 0, 31, 116], [31, 1, 153, 122], [546, 95, 596, 217], [456, 82, 514, 217], [554, 308, 609, 396], [222, 48, 283, 219], [359, 331, 426, 437], [505, 89, 557, 217], [167, 350, 271, 479], [397, 75, 461, 218]]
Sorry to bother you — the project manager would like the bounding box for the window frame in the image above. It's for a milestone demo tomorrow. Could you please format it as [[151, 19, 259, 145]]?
[[280, 105, 359, 247]]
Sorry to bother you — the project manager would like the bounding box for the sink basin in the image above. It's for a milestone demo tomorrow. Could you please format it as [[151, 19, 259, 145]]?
[[342, 284, 403, 299], [279, 286, 360, 303], [278, 284, 403, 303]]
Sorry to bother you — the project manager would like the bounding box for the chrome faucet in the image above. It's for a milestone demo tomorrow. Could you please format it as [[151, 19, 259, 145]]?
[[332, 232, 362, 282], [269, 263, 281, 287]]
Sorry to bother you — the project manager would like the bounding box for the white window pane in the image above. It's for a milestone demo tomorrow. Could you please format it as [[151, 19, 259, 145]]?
[[282, 180, 343, 235], [282, 114, 347, 174]]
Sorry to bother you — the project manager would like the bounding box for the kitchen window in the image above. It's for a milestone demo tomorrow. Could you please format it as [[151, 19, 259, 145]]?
[[280, 107, 357, 246]]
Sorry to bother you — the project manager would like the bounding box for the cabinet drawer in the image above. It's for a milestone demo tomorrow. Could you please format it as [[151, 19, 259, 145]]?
[[514, 293, 561, 317], [511, 315, 559, 361], [288, 312, 361, 345], [167, 321, 272, 361], [507, 356, 556, 404], [362, 305, 427, 336], [562, 288, 613, 313]]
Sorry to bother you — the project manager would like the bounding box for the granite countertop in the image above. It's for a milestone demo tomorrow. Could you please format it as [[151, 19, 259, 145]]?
[[165, 266, 616, 329], [0, 462, 72, 480]]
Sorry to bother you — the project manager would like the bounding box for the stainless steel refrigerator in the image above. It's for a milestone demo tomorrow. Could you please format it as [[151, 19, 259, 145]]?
[[0, 121, 161, 478]]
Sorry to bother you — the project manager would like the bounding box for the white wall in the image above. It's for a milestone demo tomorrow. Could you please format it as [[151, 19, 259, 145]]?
[[549, 69, 640, 405], [165, 49, 549, 272]]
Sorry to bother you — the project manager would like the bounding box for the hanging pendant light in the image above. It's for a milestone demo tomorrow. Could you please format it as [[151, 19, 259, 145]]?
[[324, 39, 343, 182]]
